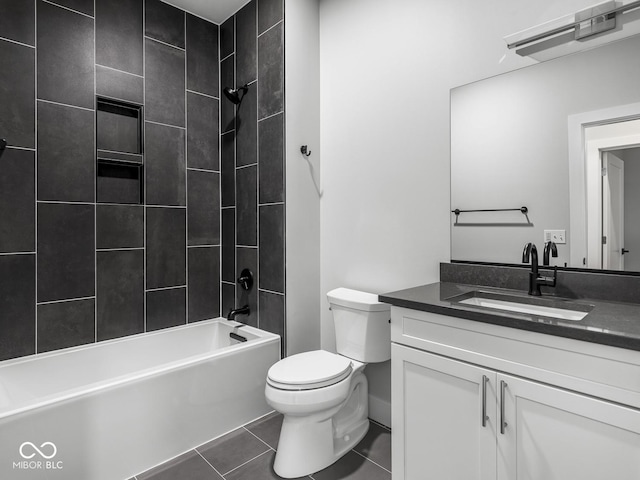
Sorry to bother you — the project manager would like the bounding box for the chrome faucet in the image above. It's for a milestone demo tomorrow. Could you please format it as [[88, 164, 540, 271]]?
[[522, 242, 557, 296], [227, 304, 250, 321]]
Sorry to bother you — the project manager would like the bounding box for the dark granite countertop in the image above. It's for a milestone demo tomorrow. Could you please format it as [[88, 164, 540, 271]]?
[[380, 282, 640, 351]]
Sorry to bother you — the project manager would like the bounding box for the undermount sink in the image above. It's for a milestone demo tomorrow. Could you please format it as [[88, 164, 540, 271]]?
[[448, 291, 593, 321]]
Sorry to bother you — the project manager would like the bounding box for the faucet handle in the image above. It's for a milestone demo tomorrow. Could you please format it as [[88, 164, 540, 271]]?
[[237, 268, 253, 291]]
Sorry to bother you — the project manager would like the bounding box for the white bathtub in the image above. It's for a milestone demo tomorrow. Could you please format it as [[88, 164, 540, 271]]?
[[0, 318, 280, 480]]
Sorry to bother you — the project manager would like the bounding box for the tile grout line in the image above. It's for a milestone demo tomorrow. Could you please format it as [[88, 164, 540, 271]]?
[[257, 19, 283, 39], [38, 296, 96, 306], [41, 0, 93, 19], [96, 62, 144, 78], [221, 449, 272, 477], [257, 109, 283, 123], [218, 12, 222, 319], [187, 166, 220, 173], [4, 145, 36, 151], [280, 4, 287, 358], [255, 0, 260, 332], [184, 9, 188, 326], [146, 285, 186, 293], [242, 425, 275, 451], [236, 162, 257, 170], [93, 0, 97, 344], [34, 0, 38, 354], [232, 11, 237, 322], [258, 287, 284, 296], [351, 449, 392, 474], [193, 447, 224, 478], [370, 418, 392, 432], [0, 35, 35, 49], [142, 0, 147, 335], [37, 97, 95, 113], [193, 449, 226, 479], [145, 118, 185, 130], [145, 34, 185, 52], [186, 88, 219, 100]]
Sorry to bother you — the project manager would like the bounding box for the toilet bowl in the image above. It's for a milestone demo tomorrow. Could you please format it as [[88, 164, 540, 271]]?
[[265, 288, 391, 478]]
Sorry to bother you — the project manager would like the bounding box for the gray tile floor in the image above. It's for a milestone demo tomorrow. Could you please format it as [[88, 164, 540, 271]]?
[[132, 413, 391, 480]]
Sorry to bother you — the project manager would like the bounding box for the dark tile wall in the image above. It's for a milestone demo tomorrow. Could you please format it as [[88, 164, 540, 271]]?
[[220, 0, 286, 354], [0, 0, 221, 362]]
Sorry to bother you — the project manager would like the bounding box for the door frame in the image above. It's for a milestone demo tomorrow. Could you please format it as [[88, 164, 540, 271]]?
[[568, 103, 640, 268], [585, 136, 640, 268]]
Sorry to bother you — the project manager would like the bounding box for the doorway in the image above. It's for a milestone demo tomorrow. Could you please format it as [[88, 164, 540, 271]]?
[[584, 120, 640, 270]]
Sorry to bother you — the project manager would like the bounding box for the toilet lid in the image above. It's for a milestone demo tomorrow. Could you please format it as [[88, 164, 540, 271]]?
[[267, 350, 353, 391]]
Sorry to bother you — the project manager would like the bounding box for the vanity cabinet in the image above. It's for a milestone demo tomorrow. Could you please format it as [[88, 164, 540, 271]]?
[[392, 344, 497, 479], [391, 307, 640, 480]]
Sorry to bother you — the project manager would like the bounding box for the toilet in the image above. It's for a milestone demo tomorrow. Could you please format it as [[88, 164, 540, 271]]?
[[265, 287, 391, 478]]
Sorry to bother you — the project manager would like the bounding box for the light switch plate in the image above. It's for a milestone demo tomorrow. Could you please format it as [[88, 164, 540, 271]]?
[[544, 229, 566, 244]]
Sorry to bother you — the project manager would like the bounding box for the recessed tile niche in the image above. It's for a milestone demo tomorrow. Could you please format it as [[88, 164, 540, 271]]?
[[96, 97, 144, 204]]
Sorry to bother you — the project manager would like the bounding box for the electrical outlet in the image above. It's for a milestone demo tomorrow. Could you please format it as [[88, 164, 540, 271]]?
[[544, 229, 566, 244]]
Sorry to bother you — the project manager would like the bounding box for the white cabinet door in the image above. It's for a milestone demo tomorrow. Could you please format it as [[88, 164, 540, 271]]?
[[392, 344, 497, 480], [497, 373, 640, 480]]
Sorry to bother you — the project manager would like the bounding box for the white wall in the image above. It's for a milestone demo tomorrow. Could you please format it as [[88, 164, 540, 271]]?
[[318, 0, 599, 426], [285, 0, 322, 355]]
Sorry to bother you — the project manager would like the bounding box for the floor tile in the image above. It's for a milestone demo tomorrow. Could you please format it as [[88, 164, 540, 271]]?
[[197, 427, 270, 475], [137, 450, 222, 480], [245, 412, 283, 450], [225, 450, 309, 480], [352, 422, 392, 471], [311, 451, 391, 480]]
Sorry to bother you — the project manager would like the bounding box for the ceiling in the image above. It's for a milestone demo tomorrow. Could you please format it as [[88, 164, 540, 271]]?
[[163, 0, 251, 24]]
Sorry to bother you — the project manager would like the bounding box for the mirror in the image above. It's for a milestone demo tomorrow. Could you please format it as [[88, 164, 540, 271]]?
[[451, 33, 640, 271]]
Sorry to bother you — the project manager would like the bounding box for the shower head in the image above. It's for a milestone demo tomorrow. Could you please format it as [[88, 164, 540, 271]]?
[[223, 84, 249, 105], [0, 138, 6, 158]]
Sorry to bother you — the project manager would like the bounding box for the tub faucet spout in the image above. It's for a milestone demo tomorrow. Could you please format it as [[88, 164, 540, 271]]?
[[228, 305, 250, 321]]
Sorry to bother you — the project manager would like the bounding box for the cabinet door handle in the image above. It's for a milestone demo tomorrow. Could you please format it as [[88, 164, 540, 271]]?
[[481, 375, 489, 427], [500, 380, 508, 434]]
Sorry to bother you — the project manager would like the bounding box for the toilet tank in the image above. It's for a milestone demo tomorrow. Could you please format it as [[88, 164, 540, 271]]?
[[327, 288, 391, 363]]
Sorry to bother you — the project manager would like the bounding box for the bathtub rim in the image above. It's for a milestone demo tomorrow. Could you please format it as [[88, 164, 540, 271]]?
[[0, 318, 280, 421]]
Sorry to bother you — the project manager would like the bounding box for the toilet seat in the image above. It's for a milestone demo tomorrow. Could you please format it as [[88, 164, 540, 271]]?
[[267, 350, 353, 391]]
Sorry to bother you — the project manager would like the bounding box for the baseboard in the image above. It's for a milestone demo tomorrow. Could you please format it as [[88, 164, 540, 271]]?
[[368, 393, 391, 428]]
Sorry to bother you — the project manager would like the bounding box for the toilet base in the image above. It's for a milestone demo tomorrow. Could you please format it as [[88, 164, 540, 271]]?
[[272, 373, 369, 478]]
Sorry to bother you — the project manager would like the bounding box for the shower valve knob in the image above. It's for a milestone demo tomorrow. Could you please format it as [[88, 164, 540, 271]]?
[[237, 269, 254, 291]]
